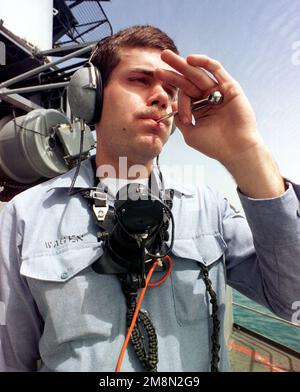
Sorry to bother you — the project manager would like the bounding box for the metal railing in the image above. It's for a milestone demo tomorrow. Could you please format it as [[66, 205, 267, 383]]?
[[0, 43, 94, 93], [233, 302, 300, 328]]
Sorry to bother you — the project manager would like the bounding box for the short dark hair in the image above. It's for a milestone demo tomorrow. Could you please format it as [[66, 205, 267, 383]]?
[[90, 25, 179, 86]]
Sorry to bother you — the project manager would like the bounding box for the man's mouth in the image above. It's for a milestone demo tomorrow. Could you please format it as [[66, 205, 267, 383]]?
[[138, 112, 171, 126], [141, 118, 162, 130]]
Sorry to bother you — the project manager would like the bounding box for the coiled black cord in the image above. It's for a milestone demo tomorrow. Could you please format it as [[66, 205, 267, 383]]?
[[200, 265, 221, 372], [120, 278, 158, 372]]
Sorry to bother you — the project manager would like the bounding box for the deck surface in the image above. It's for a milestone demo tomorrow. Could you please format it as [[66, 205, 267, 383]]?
[[228, 325, 300, 372]]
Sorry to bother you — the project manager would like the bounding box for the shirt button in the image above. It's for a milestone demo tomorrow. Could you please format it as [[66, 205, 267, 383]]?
[[61, 272, 68, 280]]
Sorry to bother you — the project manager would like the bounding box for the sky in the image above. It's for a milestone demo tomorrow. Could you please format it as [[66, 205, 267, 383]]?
[[101, 0, 300, 208]]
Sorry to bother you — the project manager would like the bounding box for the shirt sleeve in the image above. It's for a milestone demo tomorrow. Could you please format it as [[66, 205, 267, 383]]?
[[0, 202, 43, 371], [222, 181, 300, 320]]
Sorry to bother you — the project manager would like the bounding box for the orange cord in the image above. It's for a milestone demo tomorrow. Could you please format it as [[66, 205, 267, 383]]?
[[115, 256, 172, 372], [148, 255, 172, 287]]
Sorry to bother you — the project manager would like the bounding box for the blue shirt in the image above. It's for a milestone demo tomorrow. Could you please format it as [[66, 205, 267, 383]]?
[[0, 158, 300, 372]]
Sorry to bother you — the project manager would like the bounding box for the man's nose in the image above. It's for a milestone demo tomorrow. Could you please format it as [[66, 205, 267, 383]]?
[[147, 85, 170, 110]]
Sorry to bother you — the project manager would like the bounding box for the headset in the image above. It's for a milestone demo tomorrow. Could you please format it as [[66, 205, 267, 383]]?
[[67, 47, 176, 133]]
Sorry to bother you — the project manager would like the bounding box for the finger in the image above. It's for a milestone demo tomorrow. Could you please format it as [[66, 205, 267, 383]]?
[[177, 90, 192, 125], [155, 68, 202, 98], [186, 55, 234, 85], [173, 110, 190, 134], [161, 49, 217, 91], [193, 109, 213, 122]]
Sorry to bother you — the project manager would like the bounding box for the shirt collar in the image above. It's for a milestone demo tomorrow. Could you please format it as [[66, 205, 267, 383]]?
[[48, 158, 195, 197], [152, 164, 195, 197]]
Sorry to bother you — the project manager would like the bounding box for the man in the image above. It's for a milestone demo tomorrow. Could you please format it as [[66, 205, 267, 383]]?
[[0, 25, 300, 372]]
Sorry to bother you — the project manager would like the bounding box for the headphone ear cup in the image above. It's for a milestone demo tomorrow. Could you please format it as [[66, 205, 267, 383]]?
[[68, 63, 103, 125]]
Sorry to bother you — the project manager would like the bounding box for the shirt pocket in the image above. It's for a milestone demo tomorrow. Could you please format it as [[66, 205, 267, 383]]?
[[170, 233, 227, 326], [19, 246, 124, 347]]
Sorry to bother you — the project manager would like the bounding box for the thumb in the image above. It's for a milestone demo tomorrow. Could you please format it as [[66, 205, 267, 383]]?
[[173, 113, 192, 136]]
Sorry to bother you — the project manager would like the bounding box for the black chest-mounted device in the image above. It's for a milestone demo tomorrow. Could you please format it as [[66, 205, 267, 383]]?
[[81, 180, 174, 289]]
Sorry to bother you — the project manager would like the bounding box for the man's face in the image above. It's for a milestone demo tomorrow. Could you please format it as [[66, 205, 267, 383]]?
[[96, 47, 176, 166]]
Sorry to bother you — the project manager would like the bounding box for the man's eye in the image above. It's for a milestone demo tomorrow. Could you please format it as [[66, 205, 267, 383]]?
[[129, 77, 148, 85]]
